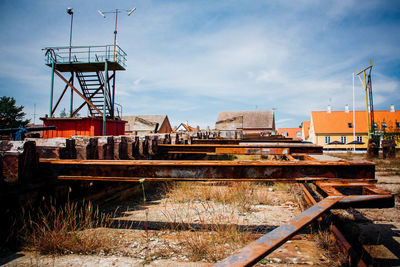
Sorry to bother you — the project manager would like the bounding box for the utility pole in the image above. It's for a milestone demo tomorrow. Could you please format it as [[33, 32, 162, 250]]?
[[33, 103, 37, 125]]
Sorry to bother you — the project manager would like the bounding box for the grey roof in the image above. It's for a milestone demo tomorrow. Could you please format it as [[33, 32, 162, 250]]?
[[215, 110, 275, 130], [123, 115, 168, 132]]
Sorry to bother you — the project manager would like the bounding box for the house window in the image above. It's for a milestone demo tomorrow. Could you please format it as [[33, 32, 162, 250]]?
[[348, 122, 353, 128], [357, 136, 363, 143], [381, 122, 387, 129], [325, 136, 330, 144], [341, 136, 347, 144], [396, 122, 400, 129], [282, 131, 288, 137], [296, 131, 302, 137], [373, 123, 378, 129]]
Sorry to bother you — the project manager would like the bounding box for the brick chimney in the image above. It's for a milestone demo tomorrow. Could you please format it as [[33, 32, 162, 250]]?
[[327, 105, 331, 114], [390, 104, 395, 112], [345, 104, 349, 113]]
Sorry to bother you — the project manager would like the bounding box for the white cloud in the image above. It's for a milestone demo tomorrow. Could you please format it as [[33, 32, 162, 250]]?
[[0, 1, 399, 128]]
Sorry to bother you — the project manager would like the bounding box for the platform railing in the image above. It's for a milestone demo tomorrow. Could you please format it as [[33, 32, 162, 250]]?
[[43, 45, 127, 68]]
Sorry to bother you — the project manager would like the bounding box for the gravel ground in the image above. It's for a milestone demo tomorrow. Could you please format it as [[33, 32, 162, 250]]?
[[2, 182, 340, 266]]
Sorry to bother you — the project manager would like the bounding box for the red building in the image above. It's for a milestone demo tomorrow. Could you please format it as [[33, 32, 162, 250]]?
[[41, 117, 126, 138]]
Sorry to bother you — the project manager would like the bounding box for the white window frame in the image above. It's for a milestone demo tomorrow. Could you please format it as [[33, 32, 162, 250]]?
[[341, 136, 347, 144], [325, 136, 330, 144]]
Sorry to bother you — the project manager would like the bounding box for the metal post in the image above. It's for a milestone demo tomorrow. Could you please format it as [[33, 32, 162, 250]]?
[[114, 9, 118, 61], [363, 71, 370, 140], [352, 72, 356, 152], [68, 10, 74, 62], [112, 70, 116, 119], [50, 61, 55, 117], [103, 60, 109, 136], [70, 72, 74, 117]]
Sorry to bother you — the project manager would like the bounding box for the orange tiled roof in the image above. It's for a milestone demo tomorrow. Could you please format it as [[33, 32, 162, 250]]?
[[302, 121, 310, 139], [278, 128, 302, 139], [177, 123, 196, 132], [312, 110, 400, 134]]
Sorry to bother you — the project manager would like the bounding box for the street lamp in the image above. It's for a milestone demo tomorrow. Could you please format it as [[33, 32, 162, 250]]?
[[67, 7, 74, 62], [98, 8, 136, 61]]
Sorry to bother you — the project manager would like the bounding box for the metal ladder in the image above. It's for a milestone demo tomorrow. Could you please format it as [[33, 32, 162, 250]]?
[[76, 71, 111, 117]]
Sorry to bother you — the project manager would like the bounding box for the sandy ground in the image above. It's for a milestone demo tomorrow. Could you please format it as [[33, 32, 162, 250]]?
[[1, 238, 334, 267]]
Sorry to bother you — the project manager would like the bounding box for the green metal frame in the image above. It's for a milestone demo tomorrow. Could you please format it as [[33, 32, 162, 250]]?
[[44, 45, 127, 136], [44, 45, 127, 69]]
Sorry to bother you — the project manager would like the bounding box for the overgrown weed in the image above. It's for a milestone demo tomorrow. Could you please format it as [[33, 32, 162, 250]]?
[[164, 182, 273, 213], [160, 201, 253, 262], [314, 228, 349, 267], [22, 199, 113, 255], [159, 181, 297, 262]]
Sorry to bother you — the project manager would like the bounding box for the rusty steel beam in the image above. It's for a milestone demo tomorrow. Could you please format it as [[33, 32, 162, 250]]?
[[191, 138, 302, 145], [314, 181, 394, 208], [39, 159, 375, 180], [158, 143, 323, 155], [57, 176, 338, 183], [330, 225, 367, 267], [214, 196, 343, 267], [300, 184, 368, 267]]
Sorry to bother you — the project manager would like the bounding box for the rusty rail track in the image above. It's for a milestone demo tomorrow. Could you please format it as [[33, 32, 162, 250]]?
[[300, 181, 368, 266], [39, 159, 375, 180], [158, 143, 323, 155], [37, 156, 393, 266], [214, 196, 344, 267]]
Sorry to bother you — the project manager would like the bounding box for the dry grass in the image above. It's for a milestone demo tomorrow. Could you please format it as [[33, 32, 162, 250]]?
[[159, 181, 294, 262], [22, 200, 114, 255], [179, 225, 253, 262], [160, 201, 254, 262], [313, 229, 349, 267], [314, 229, 335, 250], [371, 158, 400, 175], [333, 152, 400, 175], [164, 182, 274, 213]]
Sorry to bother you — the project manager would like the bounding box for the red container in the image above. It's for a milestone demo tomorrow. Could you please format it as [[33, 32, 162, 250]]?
[[41, 117, 126, 138]]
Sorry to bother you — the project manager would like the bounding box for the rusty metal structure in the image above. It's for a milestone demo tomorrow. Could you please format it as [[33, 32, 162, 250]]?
[[158, 143, 323, 155], [1, 134, 395, 266]]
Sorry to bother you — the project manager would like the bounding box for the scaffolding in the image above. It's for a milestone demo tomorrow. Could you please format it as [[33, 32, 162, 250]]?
[[43, 44, 127, 135]]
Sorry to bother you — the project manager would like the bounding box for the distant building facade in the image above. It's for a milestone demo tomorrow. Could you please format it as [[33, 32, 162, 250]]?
[[278, 128, 302, 140], [309, 106, 400, 149], [123, 115, 172, 135], [175, 123, 196, 133], [215, 110, 275, 135], [301, 121, 311, 141]]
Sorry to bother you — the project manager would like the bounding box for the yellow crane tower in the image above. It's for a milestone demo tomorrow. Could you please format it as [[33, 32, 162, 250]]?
[[356, 60, 375, 141]]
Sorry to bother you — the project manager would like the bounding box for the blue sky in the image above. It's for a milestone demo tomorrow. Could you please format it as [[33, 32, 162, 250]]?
[[0, 0, 399, 129]]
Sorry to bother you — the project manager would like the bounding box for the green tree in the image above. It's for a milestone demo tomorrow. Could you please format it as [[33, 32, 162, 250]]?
[[60, 108, 67, 118], [0, 96, 30, 129]]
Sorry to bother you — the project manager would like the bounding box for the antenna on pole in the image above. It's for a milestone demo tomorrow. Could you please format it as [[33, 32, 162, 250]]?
[[98, 8, 136, 61], [128, 8, 136, 16], [98, 10, 106, 18]]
